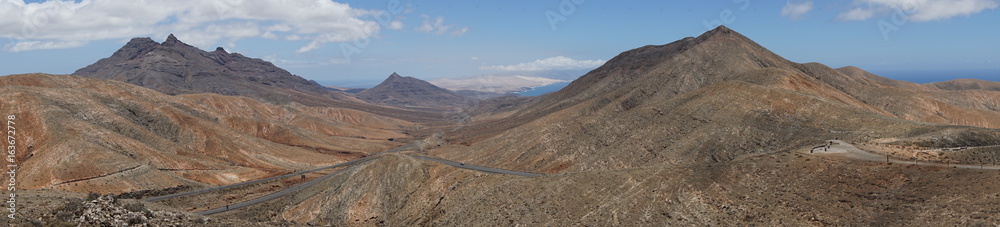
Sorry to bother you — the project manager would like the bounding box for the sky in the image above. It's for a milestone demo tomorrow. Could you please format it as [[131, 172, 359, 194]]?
[[1, 0, 998, 87]]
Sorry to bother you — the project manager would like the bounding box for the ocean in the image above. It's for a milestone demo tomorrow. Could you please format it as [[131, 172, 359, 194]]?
[[516, 82, 572, 96], [870, 69, 1000, 84]]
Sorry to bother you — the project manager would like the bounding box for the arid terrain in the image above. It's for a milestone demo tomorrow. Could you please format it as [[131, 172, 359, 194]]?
[[3, 26, 999, 226]]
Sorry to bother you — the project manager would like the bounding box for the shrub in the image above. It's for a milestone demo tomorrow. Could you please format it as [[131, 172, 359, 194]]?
[[124, 202, 146, 213], [86, 192, 100, 201]]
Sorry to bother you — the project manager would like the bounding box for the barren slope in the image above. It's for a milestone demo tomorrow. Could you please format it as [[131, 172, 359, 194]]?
[[214, 153, 1000, 226], [0, 74, 411, 194], [442, 26, 1000, 173]]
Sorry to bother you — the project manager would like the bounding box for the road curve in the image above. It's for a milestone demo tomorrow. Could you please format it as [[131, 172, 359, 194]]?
[[195, 158, 370, 215], [197, 154, 543, 215], [807, 140, 1000, 170], [144, 142, 420, 203], [143, 156, 375, 202]]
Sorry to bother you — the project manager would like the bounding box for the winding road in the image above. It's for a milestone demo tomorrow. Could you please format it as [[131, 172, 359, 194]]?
[[807, 140, 1000, 170], [148, 110, 543, 216], [143, 138, 541, 215], [194, 154, 542, 215], [142, 155, 374, 202]]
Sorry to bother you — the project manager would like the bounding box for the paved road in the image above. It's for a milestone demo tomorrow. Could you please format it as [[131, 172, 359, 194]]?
[[194, 154, 541, 215], [195, 158, 371, 215], [143, 155, 375, 202], [144, 141, 420, 202], [411, 155, 543, 177], [196, 154, 543, 215], [149, 111, 544, 215], [808, 140, 1000, 170]]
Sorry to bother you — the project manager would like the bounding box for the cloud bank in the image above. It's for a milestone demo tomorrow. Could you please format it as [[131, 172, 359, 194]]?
[[416, 15, 468, 35], [837, 0, 999, 22], [781, 1, 814, 20], [0, 0, 389, 52], [480, 56, 605, 71]]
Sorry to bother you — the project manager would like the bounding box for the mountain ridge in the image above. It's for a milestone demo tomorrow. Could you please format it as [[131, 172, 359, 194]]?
[[73, 34, 330, 103], [441, 25, 1000, 173]]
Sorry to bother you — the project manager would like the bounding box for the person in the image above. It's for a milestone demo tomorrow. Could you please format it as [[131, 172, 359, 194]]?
[[226, 205, 229, 210]]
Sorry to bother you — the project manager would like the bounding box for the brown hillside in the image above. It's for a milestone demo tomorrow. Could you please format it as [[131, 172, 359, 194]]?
[[440, 26, 1000, 173], [0, 74, 411, 194], [222, 153, 1000, 226]]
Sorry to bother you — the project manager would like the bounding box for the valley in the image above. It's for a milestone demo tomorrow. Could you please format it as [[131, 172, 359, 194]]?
[[2, 26, 998, 226]]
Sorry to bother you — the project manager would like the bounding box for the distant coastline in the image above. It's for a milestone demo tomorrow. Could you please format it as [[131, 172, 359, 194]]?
[[872, 69, 1000, 84], [516, 82, 571, 96]]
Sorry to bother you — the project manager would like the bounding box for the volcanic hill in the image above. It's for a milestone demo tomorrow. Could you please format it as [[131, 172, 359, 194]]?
[[73, 34, 331, 103], [356, 72, 471, 109], [439, 25, 1000, 172], [72, 35, 448, 122]]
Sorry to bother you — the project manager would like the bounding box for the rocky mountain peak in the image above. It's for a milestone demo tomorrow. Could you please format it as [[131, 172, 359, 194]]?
[[125, 37, 157, 47], [163, 34, 179, 45], [692, 25, 755, 46], [73, 34, 333, 104]]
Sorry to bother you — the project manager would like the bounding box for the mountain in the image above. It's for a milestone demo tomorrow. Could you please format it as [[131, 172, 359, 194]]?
[[72, 35, 450, 123], [438, 25, 1000, 172], [73, 34, 331, 104], [356, 72, 471, 109]]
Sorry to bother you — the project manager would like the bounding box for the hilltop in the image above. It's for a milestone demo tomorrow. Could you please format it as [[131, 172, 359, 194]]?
[[439, 25, 1000, 172], [356, 72, 471, 110], [73, 34, 331, 103]]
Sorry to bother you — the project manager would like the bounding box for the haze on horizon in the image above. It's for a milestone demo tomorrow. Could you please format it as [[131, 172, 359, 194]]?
[[0, 0, 998, 86]]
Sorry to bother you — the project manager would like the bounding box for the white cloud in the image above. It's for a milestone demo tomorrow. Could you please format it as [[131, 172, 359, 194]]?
[[837, 0, 999, 22], [389, 20, 404, 30], [416, 15, 468, 35], [781, 1, 814, 20], [837, 8, 876, 21], [451, 27, 469, 35], [0, 0, 386, 52], [480, 56, 606, 71], [2, 40, 86, 52], [261, 32, 279, 40]]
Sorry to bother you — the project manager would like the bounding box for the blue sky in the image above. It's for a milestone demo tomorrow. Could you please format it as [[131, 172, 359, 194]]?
[[1, 0, 998, 86]]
